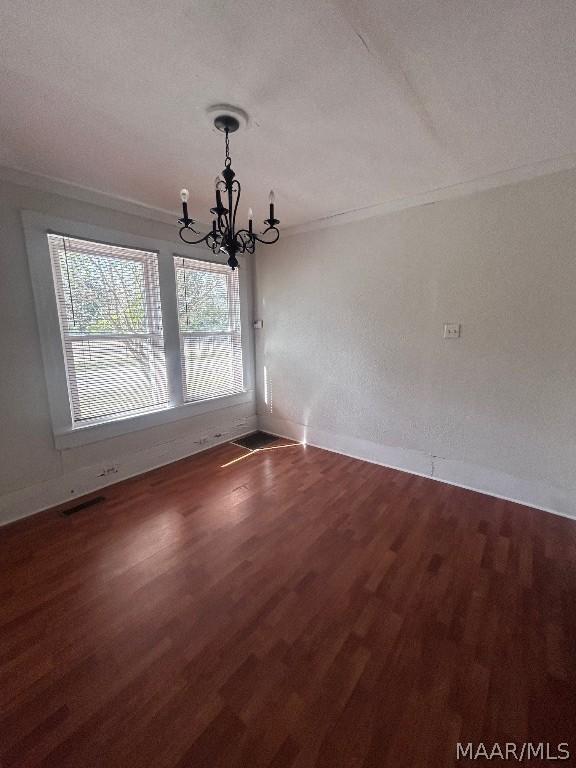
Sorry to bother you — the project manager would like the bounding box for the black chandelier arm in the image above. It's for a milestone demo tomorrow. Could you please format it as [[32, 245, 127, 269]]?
[[212, 179, 229, 223], [231, 178, 241, 231], [234, 230, 255, 254], [219, 179, 238, 243], [178, 219, 199, 234], [179, 226, 215, 247], [251, 226, 280, 245], [216, 211, 229, 235], [213, 177, 241, 243]]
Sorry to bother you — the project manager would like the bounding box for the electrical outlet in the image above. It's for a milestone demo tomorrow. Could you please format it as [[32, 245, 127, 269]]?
[[443, 323, 461, 339]]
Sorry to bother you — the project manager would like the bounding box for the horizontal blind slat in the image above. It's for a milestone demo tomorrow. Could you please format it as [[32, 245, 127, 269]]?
[[48, 234, 169, 423], [174, 256, 243, 403]]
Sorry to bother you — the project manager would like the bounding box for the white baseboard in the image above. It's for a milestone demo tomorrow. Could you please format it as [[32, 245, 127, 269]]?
[[4, 412, 574, 527], [259, 415, 576, 521], [0, 417, 257, 527]]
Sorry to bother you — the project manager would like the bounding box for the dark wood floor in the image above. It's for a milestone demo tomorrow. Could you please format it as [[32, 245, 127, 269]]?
[[1, 440, 575, 767]]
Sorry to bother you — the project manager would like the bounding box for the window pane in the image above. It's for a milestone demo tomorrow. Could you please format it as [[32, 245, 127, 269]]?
[[48, 235, 168, 423], [60, 249, 147, 334], [181, 335, 241, 401], [174, 257, 243, 403], [177, 269, 230, 331], [66, 337, 167, 421]]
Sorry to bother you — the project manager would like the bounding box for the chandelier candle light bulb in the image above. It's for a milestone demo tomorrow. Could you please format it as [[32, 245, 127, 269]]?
[[180, 188, 190, 224], [177, 110, 280, 270], [268, 190, 275, 224]]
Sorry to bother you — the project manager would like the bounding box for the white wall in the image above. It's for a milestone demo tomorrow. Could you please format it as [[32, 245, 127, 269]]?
[[3, 167, 576, 525], [255, 168, 576, 518], [0, 176, 257, 524]]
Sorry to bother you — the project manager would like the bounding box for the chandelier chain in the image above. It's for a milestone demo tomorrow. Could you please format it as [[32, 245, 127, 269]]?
[[225, 128, 231, 167]]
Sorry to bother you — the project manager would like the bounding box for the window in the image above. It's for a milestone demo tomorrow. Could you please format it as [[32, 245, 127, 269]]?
[[23, 212, 253, 448], [47, 234, 168, 423], [175, 256, 243, 402]]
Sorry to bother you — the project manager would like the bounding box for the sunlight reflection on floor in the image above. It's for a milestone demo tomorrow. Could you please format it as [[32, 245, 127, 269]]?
[[220, 441, 301, 468]]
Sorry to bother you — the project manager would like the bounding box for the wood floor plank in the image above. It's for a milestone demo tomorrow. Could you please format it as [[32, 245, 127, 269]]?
[[1, 441, 575, 767]]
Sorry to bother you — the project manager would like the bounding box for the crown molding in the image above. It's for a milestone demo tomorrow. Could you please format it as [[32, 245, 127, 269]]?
[[282, 151, 576, 237], [4, 151, 576, 239], [0, 165, 185, 227]]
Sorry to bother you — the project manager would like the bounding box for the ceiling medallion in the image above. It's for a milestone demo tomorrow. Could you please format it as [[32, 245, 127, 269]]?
[[178, 107, 280, 270]]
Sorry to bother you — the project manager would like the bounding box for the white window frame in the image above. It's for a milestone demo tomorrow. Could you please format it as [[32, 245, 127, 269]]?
[[23, 211, 255, 449]]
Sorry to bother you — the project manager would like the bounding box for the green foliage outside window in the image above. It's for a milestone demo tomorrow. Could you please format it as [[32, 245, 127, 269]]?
[[60, 250, 147, 334], [176, 269, 230, 332]]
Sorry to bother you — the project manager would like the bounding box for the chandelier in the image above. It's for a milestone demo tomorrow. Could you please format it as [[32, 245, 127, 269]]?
[[178, 111, 280, 270]]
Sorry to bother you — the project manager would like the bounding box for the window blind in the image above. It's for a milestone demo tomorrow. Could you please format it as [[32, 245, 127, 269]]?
[[47, 234, 169, 423], [174, 256, 243, 402]]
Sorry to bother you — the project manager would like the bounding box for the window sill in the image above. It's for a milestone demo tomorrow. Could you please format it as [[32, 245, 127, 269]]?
[[53, 390, 254, 450]]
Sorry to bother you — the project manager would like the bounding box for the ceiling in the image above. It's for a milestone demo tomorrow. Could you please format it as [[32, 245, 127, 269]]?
[[2, 0, 576, 229]]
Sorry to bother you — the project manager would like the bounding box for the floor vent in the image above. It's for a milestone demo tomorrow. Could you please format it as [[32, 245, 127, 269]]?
[[60, 495, 106, 517], [231, 431, 280, 451]]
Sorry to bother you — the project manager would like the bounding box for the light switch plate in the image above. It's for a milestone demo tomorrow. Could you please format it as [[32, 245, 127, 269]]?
[[443, 323, 461, 339]]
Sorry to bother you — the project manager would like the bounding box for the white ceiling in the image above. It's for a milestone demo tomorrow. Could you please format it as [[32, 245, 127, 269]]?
[[2, 0, 576, 229]]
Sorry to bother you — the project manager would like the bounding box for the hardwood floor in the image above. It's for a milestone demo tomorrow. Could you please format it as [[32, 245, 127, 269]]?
[[1, 440, 575, 767]]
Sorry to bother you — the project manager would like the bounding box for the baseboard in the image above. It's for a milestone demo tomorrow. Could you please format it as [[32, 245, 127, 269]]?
[[259, 414, 576, 521], [5, 413, 574, 526], [0, 417, 257, 527]]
